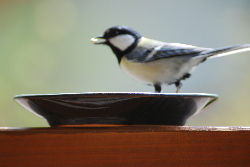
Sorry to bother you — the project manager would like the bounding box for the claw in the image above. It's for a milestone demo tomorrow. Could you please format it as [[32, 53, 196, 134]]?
[[154, 84, 162, 93], [175, 81, 182, 93]]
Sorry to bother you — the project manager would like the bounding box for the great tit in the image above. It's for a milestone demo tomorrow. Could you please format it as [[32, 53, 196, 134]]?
[[91, 25, 250, 93]]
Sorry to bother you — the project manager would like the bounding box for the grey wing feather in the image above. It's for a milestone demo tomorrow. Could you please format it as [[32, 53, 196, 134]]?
[[143, 44, 211, 62]]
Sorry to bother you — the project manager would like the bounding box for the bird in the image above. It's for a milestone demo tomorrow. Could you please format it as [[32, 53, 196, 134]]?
[[91, 25, 250, 93]]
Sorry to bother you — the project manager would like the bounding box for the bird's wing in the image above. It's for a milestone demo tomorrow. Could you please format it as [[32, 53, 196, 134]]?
[[143, 43, 212, 62], [126, 43, 211, 62]]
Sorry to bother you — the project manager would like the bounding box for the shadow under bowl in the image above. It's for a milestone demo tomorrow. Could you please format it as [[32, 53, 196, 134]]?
[[14, 92, 218, 126]]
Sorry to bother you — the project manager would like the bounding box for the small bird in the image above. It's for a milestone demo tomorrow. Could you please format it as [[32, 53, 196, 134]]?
[[91, 26, 250, 93]]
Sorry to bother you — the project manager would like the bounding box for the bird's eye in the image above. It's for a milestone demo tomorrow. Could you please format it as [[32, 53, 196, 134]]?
[[108, 30, 120, 37], [105, 29, 122, 38]]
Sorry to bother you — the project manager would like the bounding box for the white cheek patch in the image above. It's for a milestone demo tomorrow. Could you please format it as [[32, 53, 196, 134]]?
[[109, 34, 135, 51]]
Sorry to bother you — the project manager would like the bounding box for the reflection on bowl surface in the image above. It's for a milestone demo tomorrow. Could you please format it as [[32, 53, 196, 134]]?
[[14, 92, 218, 126]]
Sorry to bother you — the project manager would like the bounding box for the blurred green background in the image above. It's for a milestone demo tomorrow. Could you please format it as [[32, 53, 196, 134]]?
[[1, 0, 250, 127]]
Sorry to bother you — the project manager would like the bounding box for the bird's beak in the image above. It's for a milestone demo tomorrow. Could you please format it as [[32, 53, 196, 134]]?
[[91, 35, 107, 44]]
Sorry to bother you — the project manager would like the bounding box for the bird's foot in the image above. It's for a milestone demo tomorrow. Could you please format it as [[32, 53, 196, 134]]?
[[154, 84, 162, 93], [175, 81, 182, 93]]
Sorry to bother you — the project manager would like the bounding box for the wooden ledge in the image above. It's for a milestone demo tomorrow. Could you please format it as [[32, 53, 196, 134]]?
[[1, 126, 250, 166]]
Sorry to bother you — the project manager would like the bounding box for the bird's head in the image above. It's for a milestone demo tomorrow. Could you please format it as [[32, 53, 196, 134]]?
[[91, 26, 142, 62]]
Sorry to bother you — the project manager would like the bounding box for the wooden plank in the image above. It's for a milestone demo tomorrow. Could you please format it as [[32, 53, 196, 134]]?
[[0, 126, 250, 166]]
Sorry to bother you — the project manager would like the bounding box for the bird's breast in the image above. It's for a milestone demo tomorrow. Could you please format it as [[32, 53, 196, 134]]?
[[120, 56, 183, 85]]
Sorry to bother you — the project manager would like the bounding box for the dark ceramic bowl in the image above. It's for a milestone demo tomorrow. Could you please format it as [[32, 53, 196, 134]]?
[[14, 92, 218, 126]]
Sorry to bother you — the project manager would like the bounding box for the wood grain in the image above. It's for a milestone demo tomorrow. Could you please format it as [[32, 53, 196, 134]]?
[[0, 126, 250, 166]]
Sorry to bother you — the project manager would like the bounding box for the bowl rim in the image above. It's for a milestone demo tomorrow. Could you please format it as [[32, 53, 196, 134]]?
[[14, 92, 219, 99]]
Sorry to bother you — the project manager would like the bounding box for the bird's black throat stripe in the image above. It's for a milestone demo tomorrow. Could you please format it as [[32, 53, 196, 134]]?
[[108, 38, 141, 64]]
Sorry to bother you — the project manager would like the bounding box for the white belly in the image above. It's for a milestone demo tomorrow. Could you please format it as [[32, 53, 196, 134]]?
[[120, 56, 199, 85]]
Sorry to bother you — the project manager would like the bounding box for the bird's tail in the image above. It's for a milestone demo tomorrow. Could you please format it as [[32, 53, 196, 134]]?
[[198, 44, 250, 59]]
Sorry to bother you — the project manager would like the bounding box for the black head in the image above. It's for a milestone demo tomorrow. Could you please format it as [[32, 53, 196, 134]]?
[[102, 26, 141, 39], [91, 26, 142, 63]]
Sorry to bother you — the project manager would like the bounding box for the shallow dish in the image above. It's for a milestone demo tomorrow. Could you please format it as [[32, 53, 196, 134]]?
[[14, 92, 218, 126]]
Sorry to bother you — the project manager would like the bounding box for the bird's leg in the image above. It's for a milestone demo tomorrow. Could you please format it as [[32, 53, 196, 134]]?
[[175, 81, 182, 93], [154, 84, 162, 93]]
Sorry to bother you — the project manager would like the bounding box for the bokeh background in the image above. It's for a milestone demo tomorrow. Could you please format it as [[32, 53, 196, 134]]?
[[1, 0, 250, 127]]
